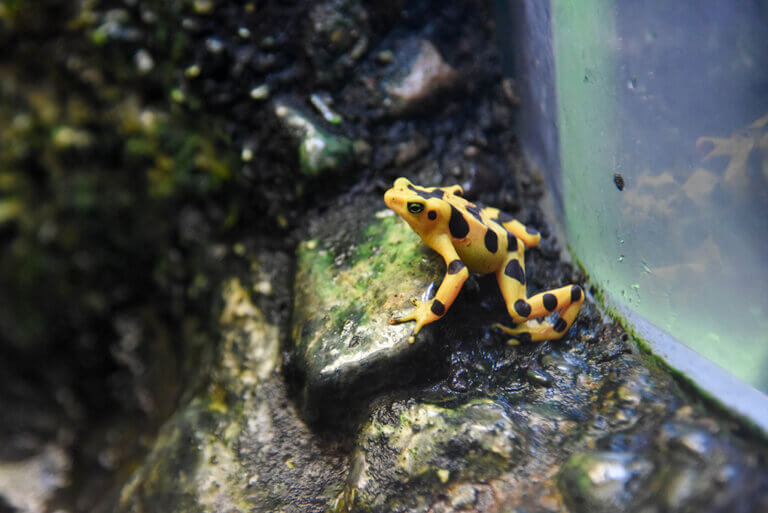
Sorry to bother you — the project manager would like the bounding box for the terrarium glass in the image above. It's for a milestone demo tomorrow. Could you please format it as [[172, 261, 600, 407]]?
[[501, 0, 768, 422]]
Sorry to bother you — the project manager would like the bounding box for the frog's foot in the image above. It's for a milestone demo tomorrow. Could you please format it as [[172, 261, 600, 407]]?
[[492, 322, 542, 345], [493, 298, 581, 343], [389, 298, 421, 324], [389, 298, 434, 343]]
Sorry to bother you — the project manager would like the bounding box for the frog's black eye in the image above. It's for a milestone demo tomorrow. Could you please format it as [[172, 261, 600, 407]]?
[[407, 202, 425, 214]]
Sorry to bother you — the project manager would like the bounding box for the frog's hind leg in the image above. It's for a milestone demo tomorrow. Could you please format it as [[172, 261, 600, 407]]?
[[502, 219, 541, 248], [494, 286, 582, 343], [495, 252, 583, 343]]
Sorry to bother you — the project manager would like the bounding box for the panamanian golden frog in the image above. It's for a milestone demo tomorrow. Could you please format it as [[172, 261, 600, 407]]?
[[384, 177, 583, 344]]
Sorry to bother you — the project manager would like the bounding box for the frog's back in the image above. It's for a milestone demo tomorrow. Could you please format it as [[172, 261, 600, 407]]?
[[441, 193, 511, 274]]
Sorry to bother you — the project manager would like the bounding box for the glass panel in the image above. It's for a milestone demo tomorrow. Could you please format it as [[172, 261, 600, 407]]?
[[549, 0, 768, 393]]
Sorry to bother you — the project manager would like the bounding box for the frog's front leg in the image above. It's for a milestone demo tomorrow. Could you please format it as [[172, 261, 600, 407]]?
[[390, 236, 468, 343]]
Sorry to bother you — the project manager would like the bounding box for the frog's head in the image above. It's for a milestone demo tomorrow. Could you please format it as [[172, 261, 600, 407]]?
[[384, 177, 454, 236]]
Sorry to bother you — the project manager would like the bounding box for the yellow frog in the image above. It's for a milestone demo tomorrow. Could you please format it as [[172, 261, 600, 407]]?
[[384, 177, 582, 344]]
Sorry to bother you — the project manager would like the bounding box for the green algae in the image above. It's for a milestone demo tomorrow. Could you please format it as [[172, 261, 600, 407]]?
[[292, 209, 446, 414], [294, 214, 437, 332]]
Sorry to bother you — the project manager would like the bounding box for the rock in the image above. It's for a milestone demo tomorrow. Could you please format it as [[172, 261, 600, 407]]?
[[274, 100, 358, 176], [656, 421, 720, 461], [116, 273, 348, 513], [659, 466, 700, 511], [0, 445, 70, 512], [52, 126, 93, 148], [447, 483, 478, 509], [558, 452, 654, 513], [382, 39, 458, 115], [541, 349, 579, 375], [291, 196, 444, 418], [192, 0, 214, 15], [249, 84, 270, 100], [0, 351, 76, 512], [306, 0, 370, 85], [394, 133, 430, 167], [216, 278, 281, 386], [310, 92, 343, 124], [338, 399, 523, 511], [298, 129, 355, 177], [375, 49, 394, 64], [116, 277, 277, 511], [525, 367, 553, 387], [116, 396, 253, 513], [651, 421, 768, 512]]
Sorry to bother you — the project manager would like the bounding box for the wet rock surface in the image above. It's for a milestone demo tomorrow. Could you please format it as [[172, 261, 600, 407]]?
[[340, 398, 523, 511], [292, 198, 445, 418], [559, 452, 655, 513], [1, 1, 767, 513]]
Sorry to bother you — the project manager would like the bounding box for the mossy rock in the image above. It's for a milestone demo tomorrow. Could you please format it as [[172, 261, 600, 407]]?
[[291, 195, 446, 419], [337, 398, 524, 512]]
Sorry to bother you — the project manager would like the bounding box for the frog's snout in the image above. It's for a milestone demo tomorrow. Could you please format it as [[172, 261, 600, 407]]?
[[384, 189, 401, 209]]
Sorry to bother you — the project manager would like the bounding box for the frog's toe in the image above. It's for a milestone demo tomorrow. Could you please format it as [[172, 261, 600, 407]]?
[[390, 315, 410, 325], [390, 318, 419, 344], [510, 332, 533, 344], [492, 322, 518, 335], [390, 309, 418, 325], [493, 323, 535, 344]]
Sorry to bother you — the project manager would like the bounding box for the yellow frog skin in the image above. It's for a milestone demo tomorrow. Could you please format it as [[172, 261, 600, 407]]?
[[384, 177, 583, 344]]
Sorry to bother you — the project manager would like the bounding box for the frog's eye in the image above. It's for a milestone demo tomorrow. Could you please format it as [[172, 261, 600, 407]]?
[[407, 202, 425, 214]]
